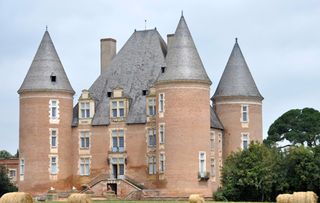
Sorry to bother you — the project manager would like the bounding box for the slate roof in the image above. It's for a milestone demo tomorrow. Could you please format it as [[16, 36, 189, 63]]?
[[210, 107, 224, 130], [212, 40, 263, 100], [72, 29, 167, 126], [157, 16, 211, 85], [18, 31, 74, 94]]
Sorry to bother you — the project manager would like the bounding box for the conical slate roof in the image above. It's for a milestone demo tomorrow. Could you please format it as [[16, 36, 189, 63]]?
[[157, 15, 211, 84], [213, 40, 263, 100], [18, 31, 74, 94]]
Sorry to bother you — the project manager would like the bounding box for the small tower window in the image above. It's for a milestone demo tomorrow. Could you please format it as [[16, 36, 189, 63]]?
[[142, 90, 147, 96], [107, 92, 112, 97], [161, 67, 166, 73], [50, 75, 56, 82]]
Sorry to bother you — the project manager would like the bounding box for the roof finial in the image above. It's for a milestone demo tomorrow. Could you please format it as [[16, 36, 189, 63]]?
[[181, 10, 184, 17], [144, 19, 147, 30], [235, 37, 238, 43], [46, 25, 48, 32]]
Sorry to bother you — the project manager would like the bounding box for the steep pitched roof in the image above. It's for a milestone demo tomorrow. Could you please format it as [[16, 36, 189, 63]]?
[[210, 106, 224, 130], [18, 31, 74, 94], [213, 40, 263, 100], [157, 15, 211, 84], [72, 29, 167, 126]]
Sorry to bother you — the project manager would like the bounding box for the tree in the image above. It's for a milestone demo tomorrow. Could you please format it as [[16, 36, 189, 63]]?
[[0, 150, 12, 159], [0, 165, 18, 197], [265, 108, 320, 147]]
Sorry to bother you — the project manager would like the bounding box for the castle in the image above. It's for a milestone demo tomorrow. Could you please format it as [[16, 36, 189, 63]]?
[[17, 15, 263, 199]]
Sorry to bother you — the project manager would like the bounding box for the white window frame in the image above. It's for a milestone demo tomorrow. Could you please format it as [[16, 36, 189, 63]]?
[[79, 157, 90, 176], [20, 159, 24, 175], [241, 133, 250, 150], [148, 128, 156, 147], [241, 104, 249, 123], [50, 156, 58, 175], [159, 93, 165, 113], [8, 169, 17, 180], [110, 158, 125, 179], [159, 123, 165, 144], [199, 151, 206, 177], [210, 131, 215, 150], [148, 156, 157, 175], [80, 102, 90, 118], [49, 99, 59, 120], [50, 129, 58, 148], [159, 152, 165, 173], [80, 131, 90, 149], [111, 129, 125, 152], [147, 98, 156, 116], [111, 100, 126, 118]]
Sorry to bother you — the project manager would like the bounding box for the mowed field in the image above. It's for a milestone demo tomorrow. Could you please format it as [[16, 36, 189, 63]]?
[[46, 201, 272, 203]]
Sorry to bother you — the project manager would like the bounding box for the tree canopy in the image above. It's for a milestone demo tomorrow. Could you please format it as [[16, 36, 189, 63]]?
[[265, 108, 320, 147], [0, 165, 18, 197], [0, 150, 12, 159]]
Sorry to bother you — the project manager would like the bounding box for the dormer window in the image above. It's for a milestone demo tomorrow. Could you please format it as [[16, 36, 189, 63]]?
[[147, 98, 156, 116], [78, 90, 94, 123], [50, 75, 56, 82], [80, 102, 90, 118], [111, 100, 125, 118]]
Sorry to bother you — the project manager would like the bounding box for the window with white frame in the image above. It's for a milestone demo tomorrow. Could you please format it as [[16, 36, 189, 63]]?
[[159, 93, 165, 113], [80, 131, 90, 149], [110, 158, 125, 179], [51, 129, 57, 148], [159, 153, 165, 173], [199, 152, 206, 177], [241, 105, 249, 122], [80, 157, 90, 176], [148, 128, 156, 147], [80, 102, 90, 118], [20, 159, 24, 175], [148, 156, 156, 175], [50, 100, 58, 119], [111, 100, 125, 118], [210, 158, 215, 177], [112, 129, 124, 152], [210, 132, 215, 150], [159, 124, 165, 144], [50, 156, 58, 174], [8, 169, 16, 180], [242, 133, 249, 150], [148, 98, 156, 116]]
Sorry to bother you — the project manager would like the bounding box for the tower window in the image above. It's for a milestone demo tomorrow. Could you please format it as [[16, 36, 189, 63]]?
[[20, 159, 25, 176], [159, 153, 165, 173], [241, 105, 249, 122], [159, 124, 165, 144], [80, 131, 90, 149], [50, 156, 58, 174], [210, 132, 215, 150], [148, 128, 156, 147], [50, 75, 56, 82], [148, 156, 156, 175], [199, 152, 206, 177], [159, 93, 165, 113], [50, 129, 58, 148], [49, 99, 59, 122], [242, 133, 249, 150], [80, 157, 90, 176]]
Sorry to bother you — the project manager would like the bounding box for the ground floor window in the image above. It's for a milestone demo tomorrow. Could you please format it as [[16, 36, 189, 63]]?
[[148, 156, 156, 175], [159, 153, 165, 173], [80, 157, 90, 176], [50, 156, 58, 174], [111, 158, 125, 179]]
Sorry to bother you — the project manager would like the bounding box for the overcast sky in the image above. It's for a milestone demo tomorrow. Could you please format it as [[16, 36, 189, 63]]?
[[1, 0, 320, 154]]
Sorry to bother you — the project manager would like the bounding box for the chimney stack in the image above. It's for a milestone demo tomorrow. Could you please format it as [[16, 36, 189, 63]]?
[[167, 34, 175, 50], [100, 38, 116, 74]]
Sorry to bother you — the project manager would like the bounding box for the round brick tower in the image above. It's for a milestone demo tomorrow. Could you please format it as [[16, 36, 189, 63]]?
[[155, 15, 213, 197], [18, 31, 75, 194], [212, 39, 263, 160]]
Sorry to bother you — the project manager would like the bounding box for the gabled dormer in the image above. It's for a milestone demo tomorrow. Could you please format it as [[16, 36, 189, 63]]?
[[78, 89, 95, 125], [109, 87, 129, 122]]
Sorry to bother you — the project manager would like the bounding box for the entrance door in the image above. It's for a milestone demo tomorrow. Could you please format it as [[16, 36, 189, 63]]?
[[112, 164, 118, 179], [107, 183, 117, 195]]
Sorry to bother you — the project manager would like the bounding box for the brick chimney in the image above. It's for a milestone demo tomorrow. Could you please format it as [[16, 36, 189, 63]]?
[[100, 38, 116, 74]]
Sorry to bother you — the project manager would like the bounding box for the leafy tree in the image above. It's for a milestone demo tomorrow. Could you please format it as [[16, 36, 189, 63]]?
[[265, 108, 320, 147], [0, 165, 18, 197], [0, 150, 12, 159]]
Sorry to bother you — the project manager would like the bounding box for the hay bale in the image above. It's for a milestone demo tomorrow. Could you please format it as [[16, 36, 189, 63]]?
[[0, 192, 33, 203], [189, 194, 205, 203], [67, 193, 92, 203], [276, 194, 293, 203], [292, 191, 318, 203]]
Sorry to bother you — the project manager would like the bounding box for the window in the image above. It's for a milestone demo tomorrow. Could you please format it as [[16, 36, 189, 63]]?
[[51, 129, 57, 148], [242, 133, 249, 150], [148, 128, 156, 147], [50, 156, 58, 174], [210, 132, 215, 150], [111, 158, 125, 179], [241, 105, 249, 122], [111, 100, 125, 118], [80, 102, 90, 118], [8, 169, 16, 180], [210, 158, 215, 177], [148, 156, 156, 175], [159, 93, 165, 113], [159, 124, 165, 144], [20, 159, 24, 175], [80, 157, 90, 176], [50, 100, 58, 119], [199, 152, 206, 177], [80, 131, 90, 149], [159, 153, 165, 173], [112, 129, 124, 152], [148, 98, 156, 116]]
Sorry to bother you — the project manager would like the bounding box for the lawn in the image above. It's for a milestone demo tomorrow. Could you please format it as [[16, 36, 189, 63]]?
[[46, 201, 272, 203]]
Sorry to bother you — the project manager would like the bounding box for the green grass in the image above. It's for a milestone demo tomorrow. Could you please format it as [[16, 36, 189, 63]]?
[[46, 201, 272, 203]]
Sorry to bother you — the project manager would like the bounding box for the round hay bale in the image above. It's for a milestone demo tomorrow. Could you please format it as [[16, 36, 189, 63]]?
[[189, 194, 205, 203], [0, 192, 33, 203], [292, 191, 318, 203], [276, 194, 293, 203], [67, 193, 92, 203]]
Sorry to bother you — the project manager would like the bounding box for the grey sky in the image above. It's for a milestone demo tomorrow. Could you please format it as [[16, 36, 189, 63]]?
[[1, 0, 320, 154]]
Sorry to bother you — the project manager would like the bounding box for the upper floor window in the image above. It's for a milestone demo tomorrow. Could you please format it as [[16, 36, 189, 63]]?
[[80, 102, 90, 118], [210, 158, 215, 177], [50, 100, 59, 120], [241, 105, 249, 122], [159, 93, 165, 113], [147, 98, 156, 116], [242, 133, 249, 150], [8, 169, 17, 180], [148, 128, 156, 147], [112, 129, 124, 152], [80, 131, 90, 149], [199, 152, 206, 177], [80, 157, 90, 176], [20, 159, 25, 175], [111, 100, 125, 118], [210, 132, 215, 150], [148, 156, 156, 175], [50, 129, 57, 148], [50, 156, 58, 174], [159, 124, 165, 144], [159, 153, 165, 173]]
